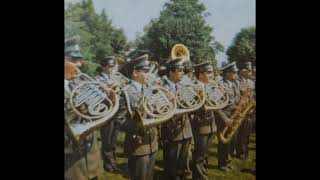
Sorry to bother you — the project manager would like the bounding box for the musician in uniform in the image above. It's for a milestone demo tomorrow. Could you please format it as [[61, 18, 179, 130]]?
[[226, 63, 242, 159], [160, 58, 193, 180], [190, 62, 217, 180], [94, 56, 122, 172], [116, 53, 159, 180], [183, 60, 194, 79], [215, 61, 241, 171], [213, 66, 223, 83], [158, 65, 167, 77], [182, 59, 195, 176], [64, 38, 100, 180], [235, 62, 255, 160], [65, 36, 83, 68]]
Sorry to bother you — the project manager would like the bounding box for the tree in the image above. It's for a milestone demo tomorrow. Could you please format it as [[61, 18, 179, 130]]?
[[65, 2, 96, 62], [93, 9, 114, 61], [226, 26, 256, 68], [136, 0, 223, 65], [111, 28, 128, 55], [65, 0, 128, 76]]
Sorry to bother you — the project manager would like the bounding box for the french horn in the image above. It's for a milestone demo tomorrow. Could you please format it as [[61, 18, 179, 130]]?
[[141, 60, 177, 127], [139, 86, 177, 127], [204, 81, 229, 110], [65, 67, 119, 143], [175, 80, 206, 115]]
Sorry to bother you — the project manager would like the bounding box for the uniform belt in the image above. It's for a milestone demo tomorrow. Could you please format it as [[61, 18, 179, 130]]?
[[130, 128, 155, 145]]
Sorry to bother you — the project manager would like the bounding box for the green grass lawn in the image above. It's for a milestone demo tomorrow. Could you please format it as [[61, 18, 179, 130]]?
[[97, 132, 256, 180]]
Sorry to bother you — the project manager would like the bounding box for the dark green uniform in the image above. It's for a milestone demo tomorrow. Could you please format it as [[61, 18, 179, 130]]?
[[234, 65, 255, 159], [161, 75, 193, 180], [117, 53, 158, 180], [228, 79, 241, 158], [190, 80, 217, 180], [118, 80, 158, 180], [216, 62, 241, 169], [65, 79, 100, 180], [95, 56, 121, 172]]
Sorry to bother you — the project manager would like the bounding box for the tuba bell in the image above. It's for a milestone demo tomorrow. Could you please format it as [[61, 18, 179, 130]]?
[[65, 66, 119, 143], [170, 44, 205, 115], [171, 43, 190, 61]]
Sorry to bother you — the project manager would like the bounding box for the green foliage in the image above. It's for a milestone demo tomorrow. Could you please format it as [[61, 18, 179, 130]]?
[[65, 0, 129, 74], [135, 0, 223, 65], [79, 60, 99, 77], [226, 26, 256, 68]]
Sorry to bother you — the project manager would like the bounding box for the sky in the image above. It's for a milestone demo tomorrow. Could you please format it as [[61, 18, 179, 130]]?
[[65, 0, 255, 66]]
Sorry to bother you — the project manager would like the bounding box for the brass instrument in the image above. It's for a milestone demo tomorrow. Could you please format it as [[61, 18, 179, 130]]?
[[170, 44, 205, 115], [114, 56, 126, 73], [171, 43, 190, 61], [94, 56, 129, 92], [117, 63, 176, 127], [120, 82, 176, 128], [65, 67, 119, 142], [204, 81, 229, 111], [149, 61, 160, 75], [110, 71, 131, 91], [175, 80, 206, 115], [123, 43, 205, 127], [219, 87, 256, 144], [145, 61, 161, 86], [139, 86, 177, 127], [141, 61, 177, 127]]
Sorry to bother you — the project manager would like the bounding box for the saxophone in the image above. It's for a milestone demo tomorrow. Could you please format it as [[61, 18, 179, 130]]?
[[219, 87, 256, 144]]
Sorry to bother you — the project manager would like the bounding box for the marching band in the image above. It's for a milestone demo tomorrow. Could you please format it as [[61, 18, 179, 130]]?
[[64, 37, 256, 180]]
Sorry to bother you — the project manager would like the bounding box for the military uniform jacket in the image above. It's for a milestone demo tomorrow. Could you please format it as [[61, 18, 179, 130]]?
[[95, 72, 111, 81], [191, 80, 217, 135], [64, 79, 100, 180], [238, 76, 255, 100], [160, 76, 193, 141], [117, 80, 158, 156], [95, 72, 120, 136], [221, 79, 241, 116]]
